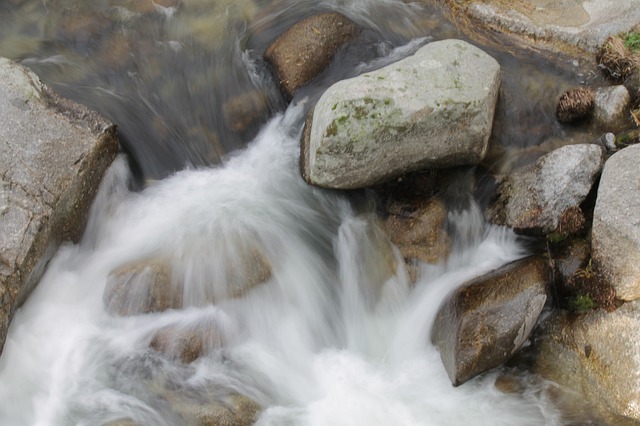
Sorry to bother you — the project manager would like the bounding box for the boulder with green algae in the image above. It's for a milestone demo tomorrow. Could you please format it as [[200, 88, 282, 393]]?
[[301, 39, 500, 189], [0, 57, 119, 355]]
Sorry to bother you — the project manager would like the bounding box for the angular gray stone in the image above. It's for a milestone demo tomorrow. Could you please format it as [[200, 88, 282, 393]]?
[[592, 144, 640, 301], [0, 58, 119, 354], [593, 85, 631, 130], [301, 39, 500, 189], [534, 301, 640, 425], [488, 144, 604, 235], [432, 256, 549, 386]]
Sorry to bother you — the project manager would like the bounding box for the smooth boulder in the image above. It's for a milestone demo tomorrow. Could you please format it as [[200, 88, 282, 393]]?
[[301, 39, 501, 189], [0, 58, 119, 354], [264, 12, 359, 100], [432, 256, 549, 386], [592, 144, 640, 301], [534, 301, 640, 425], [488, 144, 604, 235]]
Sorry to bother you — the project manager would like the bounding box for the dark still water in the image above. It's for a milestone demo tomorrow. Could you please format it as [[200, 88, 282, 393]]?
[[0, 0, 598, 179]]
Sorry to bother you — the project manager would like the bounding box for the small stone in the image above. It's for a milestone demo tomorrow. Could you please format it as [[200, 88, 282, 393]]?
[[593, 85, 631, 130]]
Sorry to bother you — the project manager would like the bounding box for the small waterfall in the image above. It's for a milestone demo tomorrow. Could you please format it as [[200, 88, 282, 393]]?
[[0, 106, 565, 425]]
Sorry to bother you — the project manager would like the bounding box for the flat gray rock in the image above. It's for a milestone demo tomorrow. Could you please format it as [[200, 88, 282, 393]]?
[[0, 58, 118, 354], [592, 144, 640, 301], [462, 0, 640, 56], [301, 39, 500, 189]]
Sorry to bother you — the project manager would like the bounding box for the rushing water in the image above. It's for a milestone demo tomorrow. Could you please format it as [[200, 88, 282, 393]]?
[[0, 0, 608, 425]]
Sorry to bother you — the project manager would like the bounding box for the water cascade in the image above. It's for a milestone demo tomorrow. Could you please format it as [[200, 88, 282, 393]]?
[[0, 0, 598, 424]]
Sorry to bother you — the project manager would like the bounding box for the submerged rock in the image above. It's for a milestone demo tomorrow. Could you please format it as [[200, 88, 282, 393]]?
[[104, 258, 183, 316], [264, 12, 360, 100], [167, 392, 262, 426], [149, 320, 227, 363], [487, 144, 604, 235], [223, 90, 270, 133], [0, 58, 119, 354], [432, 256, 549, 386], [382, 197, 450, 265], [592, 144, 640, 301], [534, 301, 640, 425], [301, 39, 500, 189]]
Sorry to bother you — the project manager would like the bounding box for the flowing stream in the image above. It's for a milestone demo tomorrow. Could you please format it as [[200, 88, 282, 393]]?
[[0, 0, 603, 425]]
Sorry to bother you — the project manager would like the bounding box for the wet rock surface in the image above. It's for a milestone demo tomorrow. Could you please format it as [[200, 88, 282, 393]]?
[[382, 197, 450, 265], [166, 391, 262, 426], [149, 321, 227, 364], [432, 256, 549, 386], [487, 144, 604, 235], [592, 144, 640, 301], [534, 301, 640, 425], [264, 12, 360, 100], [0, 57, 119, 354], [104, 258, 183, 316], [301, 39, 501, 189]]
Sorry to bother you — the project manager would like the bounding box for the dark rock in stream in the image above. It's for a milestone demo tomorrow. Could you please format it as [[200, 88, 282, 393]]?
[[0, 58, 119, 355], [431, 256, 549, 386], [264, 12, 360, 101]]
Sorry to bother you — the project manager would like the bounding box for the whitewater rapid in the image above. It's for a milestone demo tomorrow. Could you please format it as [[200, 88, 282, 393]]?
[[0, 105, 566, 425]]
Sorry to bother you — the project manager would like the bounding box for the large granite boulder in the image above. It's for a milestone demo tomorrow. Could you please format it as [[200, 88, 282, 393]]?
[[534, 301, 640, 425], [264, 12, 360, 100], [0, 58, 119, 354], [592, 144, 640, 301], [432, 256, 549, 386], [487, 144, 604, 235], [301, 39, 501, 189]]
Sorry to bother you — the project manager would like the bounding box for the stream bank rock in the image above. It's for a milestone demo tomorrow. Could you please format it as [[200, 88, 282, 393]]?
[[592, 144, 640, 301], [0, 58, 119, 355], [487, 144, 604, 235], [264, 12, 360, 101], [593, 85, 631, 130], [432, 256, 549, 386], [301, 39, 501, 189], [450, 0, 640, 57], [534, 302, 640, 425]]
